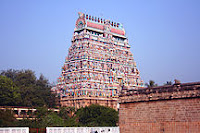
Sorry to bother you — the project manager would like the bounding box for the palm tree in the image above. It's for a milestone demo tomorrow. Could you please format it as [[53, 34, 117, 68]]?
[[145, 80, 158, 87], [164, 81, 172, 85]]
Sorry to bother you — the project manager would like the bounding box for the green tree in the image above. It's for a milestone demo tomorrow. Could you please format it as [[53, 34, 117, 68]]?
[[36, 106, 49, 119], [15, 70, 36, 87], [15, 107, 64, 128], [15, 119, 37, 128], [59, 107, 70, 120], [145, 80, 158, 87], [0, 75, 21, 106], [164, 81, 173, 85], [0, 69, 56, 108], [76, 104, 118, 127], [64, 117, 77, 127], [58, 107, 77, 127], [36, 74, 56, 108], [39, 112, 64, 127], [0, 69, 18, 82], [0, 110, 16, 127]]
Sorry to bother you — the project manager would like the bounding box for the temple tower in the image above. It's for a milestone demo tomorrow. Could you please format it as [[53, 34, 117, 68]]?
[[54, 12, 144, 110]]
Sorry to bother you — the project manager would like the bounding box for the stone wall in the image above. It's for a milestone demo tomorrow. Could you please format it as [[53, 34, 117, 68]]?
[[119, 82, 200, 133]]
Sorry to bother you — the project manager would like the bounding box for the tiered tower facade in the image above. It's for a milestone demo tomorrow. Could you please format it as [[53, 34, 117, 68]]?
[[55, 12, 144, 110]]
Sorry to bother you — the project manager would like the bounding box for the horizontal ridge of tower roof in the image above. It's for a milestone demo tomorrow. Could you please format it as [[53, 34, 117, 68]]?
[[84, 13, 124, 29], [77, 12, 126, 37]]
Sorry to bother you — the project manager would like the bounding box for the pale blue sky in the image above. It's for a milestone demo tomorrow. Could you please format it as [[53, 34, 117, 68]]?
[[0, 0, 199, 85]]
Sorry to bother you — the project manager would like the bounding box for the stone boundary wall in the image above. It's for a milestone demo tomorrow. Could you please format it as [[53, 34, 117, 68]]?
[[119, 82, 200, 103], [46, 127, 119, 133], [119, 82, 200, 133], [0, 127, 29, 133]]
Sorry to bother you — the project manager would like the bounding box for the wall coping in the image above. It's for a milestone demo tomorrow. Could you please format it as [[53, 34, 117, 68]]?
[[119, 82, 200, 103]]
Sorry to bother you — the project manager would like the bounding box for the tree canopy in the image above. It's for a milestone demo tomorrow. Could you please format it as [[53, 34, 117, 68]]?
[[164, 81, 173, 85], [0, 69, 119, 128], [0, 110, 15, 127], [145, 80, 158, 87], [0, 69, 56, 108], [0, 105, 119, 128], [0, 75, 21, 106], [76, 104, 119, 127]]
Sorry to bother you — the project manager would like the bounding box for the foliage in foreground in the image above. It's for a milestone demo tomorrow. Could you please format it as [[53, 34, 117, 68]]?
[[76, 104, 118, 127], [0, 69, 56, 108], [0, 110, 16, 127], [0, 105, 118, 127], [0, 69, 119, 127]]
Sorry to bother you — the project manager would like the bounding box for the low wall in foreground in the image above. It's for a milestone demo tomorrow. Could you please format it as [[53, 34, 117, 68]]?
[[46, 127, 119, 133], [0, 127, 29, 133], [119, 82, 200, 133]]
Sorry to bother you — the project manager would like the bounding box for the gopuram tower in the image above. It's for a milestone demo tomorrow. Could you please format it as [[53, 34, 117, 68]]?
[[54, 12, 144, 110]]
